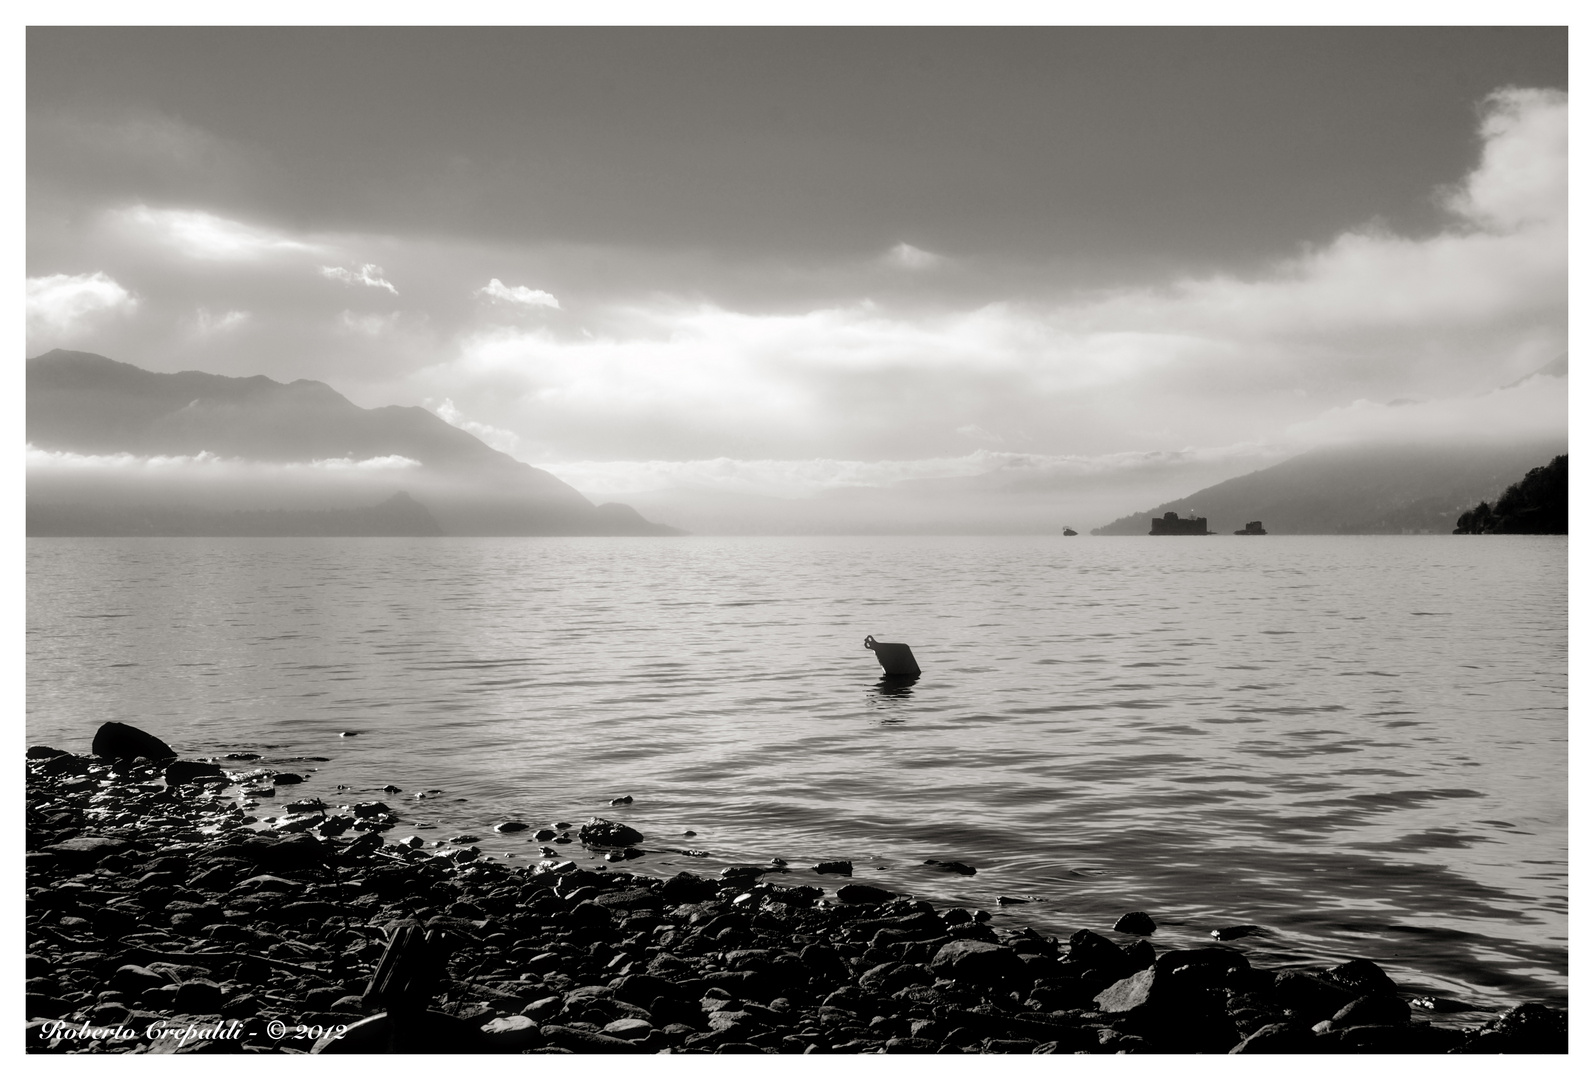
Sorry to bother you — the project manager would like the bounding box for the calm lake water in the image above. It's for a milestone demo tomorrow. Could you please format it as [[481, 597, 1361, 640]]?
[[25, 535, 1567, 1011]]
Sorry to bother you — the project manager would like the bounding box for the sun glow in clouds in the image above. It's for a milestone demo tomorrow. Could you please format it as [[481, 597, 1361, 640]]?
[[114, 205, 322, 261], [412, 86, 1565, 474]]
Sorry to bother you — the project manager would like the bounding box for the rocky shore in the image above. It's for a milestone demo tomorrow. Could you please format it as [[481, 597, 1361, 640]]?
[[25, 736, 1568, 1055]]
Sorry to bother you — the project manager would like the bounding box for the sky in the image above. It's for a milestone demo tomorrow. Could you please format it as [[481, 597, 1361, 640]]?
[[25, 25, 1569, 530]]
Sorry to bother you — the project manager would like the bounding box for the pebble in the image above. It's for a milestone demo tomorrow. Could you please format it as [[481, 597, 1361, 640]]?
[[23, 746, 1566, 1057]]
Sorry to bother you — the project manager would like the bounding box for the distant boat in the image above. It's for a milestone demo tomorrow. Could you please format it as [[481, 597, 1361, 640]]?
[[1062, 527, 1078, 536], [1234, 520, 1268, 535], [1149, 511, 1210, 536]]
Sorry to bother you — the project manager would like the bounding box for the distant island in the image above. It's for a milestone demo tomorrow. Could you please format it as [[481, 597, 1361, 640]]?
[[26, 350, 683, 537], [1092, 441, 1568, 536], [1453, 454, 1567, 534]]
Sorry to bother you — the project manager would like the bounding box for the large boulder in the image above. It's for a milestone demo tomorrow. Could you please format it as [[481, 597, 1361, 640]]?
[[1093, 967, 1161, 1015], [577, 818, 644, 847], [1113, 911, 1157, 935], [928, 940, 1029, 986], [1066, 928, 1130, 972], [91, 722, 176, 761], [1324, 958, 1398, 997]]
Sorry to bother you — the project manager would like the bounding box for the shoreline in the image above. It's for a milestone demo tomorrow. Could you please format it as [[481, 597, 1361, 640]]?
[[25, 741, 1568, 1055]]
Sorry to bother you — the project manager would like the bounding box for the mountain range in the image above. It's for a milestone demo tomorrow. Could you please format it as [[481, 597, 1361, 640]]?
[[27, 350, 1566, 538], [26, 350, 681, 536]]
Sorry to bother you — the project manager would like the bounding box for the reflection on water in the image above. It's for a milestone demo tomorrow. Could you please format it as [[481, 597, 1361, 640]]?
[[869, 674, 919, 698], [25, 534, 1567, 1011]]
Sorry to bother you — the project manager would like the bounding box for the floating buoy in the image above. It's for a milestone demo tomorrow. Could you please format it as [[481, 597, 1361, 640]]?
[[865, 635, 921, 677]]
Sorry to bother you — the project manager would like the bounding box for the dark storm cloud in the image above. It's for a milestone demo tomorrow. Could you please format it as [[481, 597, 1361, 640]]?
[[27, 26, 1566, 267]]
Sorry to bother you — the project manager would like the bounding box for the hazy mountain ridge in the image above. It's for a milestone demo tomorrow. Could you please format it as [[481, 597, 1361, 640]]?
[[1091, 441, 1569, 536], [28, 491, 446, 537], [25, 350, 682, 536]]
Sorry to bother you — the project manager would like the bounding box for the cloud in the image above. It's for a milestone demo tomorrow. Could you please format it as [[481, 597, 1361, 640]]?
[[475, 278, 559, 308], [112, 205, 322, 261], [428, 397, 522, 455], [1442, 87, 1566, 232], [409, 86, 1563, 468], [26, 271, 138, 335], [321, 263, 399, 294], [885, 242, 947, 270], [186, 307, 251, 336]]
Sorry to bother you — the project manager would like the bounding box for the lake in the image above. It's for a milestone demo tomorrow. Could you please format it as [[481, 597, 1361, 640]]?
[[25, 534, 1568, 1012]]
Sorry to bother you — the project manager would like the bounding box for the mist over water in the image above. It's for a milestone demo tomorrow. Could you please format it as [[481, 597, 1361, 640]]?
[[26, 534, 1566, 1012]]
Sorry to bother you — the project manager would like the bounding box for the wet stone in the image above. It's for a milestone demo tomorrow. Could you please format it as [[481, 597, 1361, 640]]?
[[481, 1014, 542, 1050], [24, 745, 1569, 1058], [578, 818, 644, 847], [1113, 911, 1157, 935]]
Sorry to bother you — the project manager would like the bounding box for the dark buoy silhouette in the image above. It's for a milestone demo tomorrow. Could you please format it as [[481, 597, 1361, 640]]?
[[865, 635, 921, 677]]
